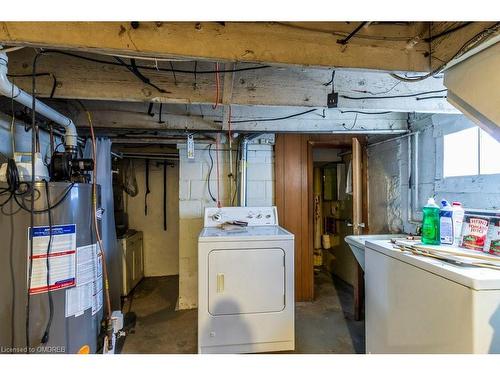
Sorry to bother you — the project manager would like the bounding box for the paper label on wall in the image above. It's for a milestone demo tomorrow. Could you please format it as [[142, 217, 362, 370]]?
[[27, 224, 77, 294]]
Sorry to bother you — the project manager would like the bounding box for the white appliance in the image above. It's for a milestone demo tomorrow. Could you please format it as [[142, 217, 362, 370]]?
[[198, 206, 295, 354], [365, 239, 500, 353], [119, 230, 144, 296]]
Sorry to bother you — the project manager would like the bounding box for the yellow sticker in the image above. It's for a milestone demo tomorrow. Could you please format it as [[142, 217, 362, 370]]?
[[77, 345, 90, 354]]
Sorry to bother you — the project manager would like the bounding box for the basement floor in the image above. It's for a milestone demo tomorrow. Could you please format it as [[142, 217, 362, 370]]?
[[121, 269, 365, 354]]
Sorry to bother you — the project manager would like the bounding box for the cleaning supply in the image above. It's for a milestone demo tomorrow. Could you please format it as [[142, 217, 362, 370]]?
[[422, 197, 440, 245], [451, 202, 465, 246], [439, 200, 453, 245]]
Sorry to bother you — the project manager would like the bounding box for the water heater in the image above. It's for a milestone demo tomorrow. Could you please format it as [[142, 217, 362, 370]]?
[[0, 182, 104, 354]]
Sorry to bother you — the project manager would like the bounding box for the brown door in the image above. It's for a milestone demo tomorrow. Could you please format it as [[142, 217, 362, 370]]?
[[275, 134, 313, 301]]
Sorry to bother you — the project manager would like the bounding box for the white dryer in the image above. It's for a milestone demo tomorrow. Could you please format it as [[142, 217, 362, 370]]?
[[198, 206, 295, 354]]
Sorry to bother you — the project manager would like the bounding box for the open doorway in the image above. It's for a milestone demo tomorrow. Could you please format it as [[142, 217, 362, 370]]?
[[275, 134, 368, 328]]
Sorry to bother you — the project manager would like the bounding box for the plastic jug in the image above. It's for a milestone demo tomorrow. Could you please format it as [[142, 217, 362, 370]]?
[[439, 200, 453, 245], [422, 197, 440, 245]]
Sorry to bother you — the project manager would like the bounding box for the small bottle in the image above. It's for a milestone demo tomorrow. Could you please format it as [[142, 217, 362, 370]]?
[[451, 202, 465, 246], [422, 197, 440, 245], [439, 200, 453, 245]]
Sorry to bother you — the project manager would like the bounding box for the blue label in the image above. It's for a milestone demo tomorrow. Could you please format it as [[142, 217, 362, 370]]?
[[30, 224, 76, 238]]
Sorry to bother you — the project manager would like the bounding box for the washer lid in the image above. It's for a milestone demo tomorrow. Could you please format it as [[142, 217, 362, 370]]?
[[366, 240, 500, 290], [199, 225, 294, 242]]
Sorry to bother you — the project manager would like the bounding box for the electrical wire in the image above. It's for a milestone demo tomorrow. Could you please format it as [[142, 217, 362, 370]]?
[[39, 50, 270, 74], [424, 22, 473, 43], [114, 56, 168, 94], [40, 180, 54, 345], [391, 23, 500, 82], [214, 108, 317, 124], [207, 144, 216, 202], [7, 73, 57, 98], [340, 89, 447, 100], [339, 110, 393, 115]]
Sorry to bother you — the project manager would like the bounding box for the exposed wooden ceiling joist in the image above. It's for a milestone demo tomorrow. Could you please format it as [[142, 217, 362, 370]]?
[[0, 21, 431, 72], [430, 22, 499, 71], [5, 48, 458, 113]]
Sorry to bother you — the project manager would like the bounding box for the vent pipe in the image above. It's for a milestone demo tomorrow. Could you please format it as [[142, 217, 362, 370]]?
[[0, 50, 78, 154]]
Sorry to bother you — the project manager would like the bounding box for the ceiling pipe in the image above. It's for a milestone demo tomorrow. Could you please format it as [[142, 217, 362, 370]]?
[[0, 50, 78, 154]]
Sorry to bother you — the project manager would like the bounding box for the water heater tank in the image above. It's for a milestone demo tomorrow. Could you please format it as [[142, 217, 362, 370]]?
[[0, 182, 104, 354]]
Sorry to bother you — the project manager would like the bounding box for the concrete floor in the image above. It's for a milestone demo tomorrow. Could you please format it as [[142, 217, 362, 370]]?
[[121, 269, 365, 354]]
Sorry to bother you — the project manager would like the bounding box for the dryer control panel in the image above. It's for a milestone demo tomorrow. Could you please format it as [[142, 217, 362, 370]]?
[[203, 206, 278, 227]]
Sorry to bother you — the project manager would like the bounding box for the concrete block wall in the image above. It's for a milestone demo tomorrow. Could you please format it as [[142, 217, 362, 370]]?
[[177, 137, 275, 310], [368, 114, 500, 235]]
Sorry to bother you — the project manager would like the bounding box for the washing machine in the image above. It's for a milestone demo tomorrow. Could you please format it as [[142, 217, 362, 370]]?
[[365, 239, 500, 353], [198, 206, 295, 354]]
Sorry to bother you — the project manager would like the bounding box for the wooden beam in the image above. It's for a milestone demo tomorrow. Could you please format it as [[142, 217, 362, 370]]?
[[47, 101, 409, 134], [7, 48, 330, 107], [5, 48, 458, 113], [0, 22, 430, 72]]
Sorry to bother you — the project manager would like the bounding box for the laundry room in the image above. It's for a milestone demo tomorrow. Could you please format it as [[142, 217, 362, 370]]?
[[1, 7, 500, 371]]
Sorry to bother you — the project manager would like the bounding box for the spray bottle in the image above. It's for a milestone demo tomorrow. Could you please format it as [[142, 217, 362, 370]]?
[[422, 197, 440, 245]]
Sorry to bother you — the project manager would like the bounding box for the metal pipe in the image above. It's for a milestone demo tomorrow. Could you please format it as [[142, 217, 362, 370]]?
[[407, 132, 421, 224], [0, 51, 78, 154], [238, 137, 249, 207], [238, 133, 261, 207]]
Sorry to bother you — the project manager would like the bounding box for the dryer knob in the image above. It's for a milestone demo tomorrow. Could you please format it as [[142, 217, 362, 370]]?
[[212, 213, 222, 222]]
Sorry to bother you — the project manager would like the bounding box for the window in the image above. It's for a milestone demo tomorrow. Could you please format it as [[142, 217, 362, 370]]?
[[443, 126, 500, 178]]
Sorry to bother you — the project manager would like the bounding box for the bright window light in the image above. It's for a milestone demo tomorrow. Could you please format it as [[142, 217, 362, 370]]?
[[480, 130, 500, 175], [443, 127, 478, 178]]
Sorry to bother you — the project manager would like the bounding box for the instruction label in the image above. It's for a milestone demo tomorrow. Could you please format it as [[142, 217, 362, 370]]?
[[65, 243, 104, 317], [27, 224, 77, 294]]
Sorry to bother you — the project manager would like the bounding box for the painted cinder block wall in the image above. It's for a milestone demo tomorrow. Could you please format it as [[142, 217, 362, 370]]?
[[177, 137, 275, 310], [368, 114, 500, 235]]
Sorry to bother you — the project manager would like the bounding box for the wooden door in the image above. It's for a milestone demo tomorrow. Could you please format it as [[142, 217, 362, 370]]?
[[275, 134, 313, 301]]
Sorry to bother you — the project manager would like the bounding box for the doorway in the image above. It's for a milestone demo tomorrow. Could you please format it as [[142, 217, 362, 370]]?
[[275, 134, 368, 320]]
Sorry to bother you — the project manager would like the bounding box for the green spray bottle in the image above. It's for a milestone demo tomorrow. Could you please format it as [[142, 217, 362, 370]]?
[[422, 197, 440, 245]]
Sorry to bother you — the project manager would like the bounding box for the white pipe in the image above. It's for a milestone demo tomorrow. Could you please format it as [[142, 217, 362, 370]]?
[[0, 51, 78, 153]]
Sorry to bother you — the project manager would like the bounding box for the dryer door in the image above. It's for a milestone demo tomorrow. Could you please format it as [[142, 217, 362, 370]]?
[[208, 248, 285, 315]]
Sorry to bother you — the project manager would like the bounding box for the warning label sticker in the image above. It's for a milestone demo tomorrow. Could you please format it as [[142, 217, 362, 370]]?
[[27, 224, 77, 295], [65, 243, 104, 317]]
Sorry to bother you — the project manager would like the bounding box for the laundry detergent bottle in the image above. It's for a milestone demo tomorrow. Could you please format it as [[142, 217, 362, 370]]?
[[439, 200, 453, 245], [422, 197, 440, 245]]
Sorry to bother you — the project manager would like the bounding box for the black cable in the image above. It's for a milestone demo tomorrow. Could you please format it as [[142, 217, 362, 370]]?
[[7, 73, 58, 98], [337, 22, 368, 45], [424, 22, 473, 43], [169, 62, 178, 85], [13, 183, 75, 214], [392, 22, 500, 82], [214, 108, 317, 124], [339, 110, 393, 115], [41, 50, 271, 74], [114, 56, 169, 94], [416, 95, 447, 101], [207, 144, 216, 202], [41, 180, 54, 344], [340, 89, 447, 100]]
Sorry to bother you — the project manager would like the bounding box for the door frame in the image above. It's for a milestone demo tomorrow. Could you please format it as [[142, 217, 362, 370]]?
[[275, 134, 369, 303]]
